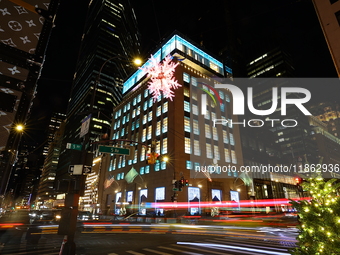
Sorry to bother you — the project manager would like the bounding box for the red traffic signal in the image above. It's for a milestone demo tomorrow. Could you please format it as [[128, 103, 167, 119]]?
[[146, 152, 159, 165]]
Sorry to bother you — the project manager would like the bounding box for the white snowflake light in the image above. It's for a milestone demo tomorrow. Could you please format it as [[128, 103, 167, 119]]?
[[141, 54, 181, 101]]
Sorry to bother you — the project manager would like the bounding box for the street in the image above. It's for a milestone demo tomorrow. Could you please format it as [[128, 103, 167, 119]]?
[[0, 223, 297, 255]]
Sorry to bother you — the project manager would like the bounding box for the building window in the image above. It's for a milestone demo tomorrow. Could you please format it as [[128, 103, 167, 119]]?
[[142, 128, 146, 142], [223, 130, 229, 144], [194, 140, 200, 156], [193, 119, 199, 135], [231, 150, 237, 164], [143, 101, 148, 111], [161, 161, 166, 170], [145, 165, 150, 174], [184, 117, 190, 132], [214, 145, 220, 160], [137, 94, 141, 103], [183, 72, 190, 83], [212, 127, 218, 140], [206, 143, 212, 158], [191, 77, 197, 86], [157, 106, 161, 117], [156, 121, 161, 136], [147, 125, 152, 140], [149, 98, 153, 108], [155, 162, 160, 171], [144, 89, 148, 98], [162, 118, 168, 133], [162, 138, 168, 154], [148, 112, 152, 122], [230, 133, 235, 145], [140, 147, 146, 161], [186, 161, 192, 170], [205, 124, 211, 139], [185, 137, 191, 154], [192, 104, 199, 115], [184, 87, 190, 97], [137, 106, 140, 116], [133, 97, 137, 106], [225, 148, 231, 162], [140, 167, 145, 175], [184, 101, 190, 112], [163, 102, 168, 113], [143, 115, 147, 124]]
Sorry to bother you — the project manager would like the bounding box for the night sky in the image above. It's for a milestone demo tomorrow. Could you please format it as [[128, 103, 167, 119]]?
[[25, 0, 338, 146]]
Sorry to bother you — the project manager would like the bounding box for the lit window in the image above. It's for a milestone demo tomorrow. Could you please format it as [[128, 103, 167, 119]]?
[[185, 137, 191, 154], [223, 130, 229, 144], [148, 112, 152, 122], [137, 106, 140, 115], [140, 147, 146, 161], [183, 73, 190, 83], [205, 124, 211, 139], [145, 165, 150, 174], [137, 94, 141, 103], [143, 115, 147, 124], [184, 87, 190, 97], [147, 125, 152, 140], [192, 104, 198, 115], [156, 106, 161, 117], [191, 77, 197, 86], [162, 118, 168, 133], [205, 109, 210, 120], [186, 161, 192, 170], [149, 98, 153, 108], [143, 101, 148, 111], [142, 128, 146, 142], [206, 143, 212, 158], [230, 133, 235, 145], [162, 138, 168, 154], [133, 97, 137, 106], [156, 121, 161, 136], [132, 109, 136, 118], [122, 116, 126, 125], [155, 162, 160, 171], [193, 120, 199, 135], [156, 142, 160, 154], [231, 150, 237, 164], [224, 149, 231, 162], [194, 140, 200, 156], [161, 161, 166, 170], [213, 127, 218, 140], [136, 119, 140, 129], [214, 145, 220, 160], [184, 117, 190, 132], [184, 101, 190, 112], [140, 167, 145, 175], [144, 89, 148, 98], [163, 102, 168, 113]]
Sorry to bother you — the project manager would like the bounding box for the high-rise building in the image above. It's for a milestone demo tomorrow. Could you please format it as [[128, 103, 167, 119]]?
[[99, 33, 242, 217], [0, 0, 58, 196], [312, 0, 340, 77], [56, 0, 141, 182], [36, 113, 65, 208]]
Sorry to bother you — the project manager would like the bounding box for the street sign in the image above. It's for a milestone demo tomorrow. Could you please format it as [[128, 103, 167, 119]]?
[[99, 145, 130, 155], [80, 114, 91, 138], [83, 165, 92, 174], [66, 143, 82, 151], [68, 165, 91, 175]]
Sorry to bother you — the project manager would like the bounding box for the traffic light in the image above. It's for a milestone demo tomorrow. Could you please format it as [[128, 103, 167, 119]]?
[[146, 152, 159, 164], [295, 178, 301, 184], [184, 179, 189, 186]]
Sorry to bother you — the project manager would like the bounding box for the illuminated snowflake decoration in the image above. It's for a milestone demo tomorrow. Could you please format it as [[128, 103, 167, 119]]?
[[141, 54, 181, 101]]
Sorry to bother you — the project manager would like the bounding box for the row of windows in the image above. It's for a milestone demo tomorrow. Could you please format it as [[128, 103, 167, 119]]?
[[108, 138, 168, 171], [114, 161, 167, 180]]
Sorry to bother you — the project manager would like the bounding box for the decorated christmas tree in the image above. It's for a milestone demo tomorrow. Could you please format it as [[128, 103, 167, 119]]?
[[290, 173, 340, 255]]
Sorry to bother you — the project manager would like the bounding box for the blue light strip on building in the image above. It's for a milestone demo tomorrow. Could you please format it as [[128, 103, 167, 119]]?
[[123, 34, 232, 94]]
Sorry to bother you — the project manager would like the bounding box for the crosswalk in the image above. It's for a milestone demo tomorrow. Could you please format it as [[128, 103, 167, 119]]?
[[119, 237, 295, 255]]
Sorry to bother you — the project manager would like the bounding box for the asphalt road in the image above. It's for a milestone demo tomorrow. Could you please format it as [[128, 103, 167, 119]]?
[[0, 224, 297, 255]]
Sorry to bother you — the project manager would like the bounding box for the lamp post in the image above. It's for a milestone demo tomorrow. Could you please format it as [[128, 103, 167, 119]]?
[[59, 55, 141, 255]]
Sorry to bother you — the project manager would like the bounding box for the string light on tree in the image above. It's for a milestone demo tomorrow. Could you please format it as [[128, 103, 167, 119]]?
[[290, 168, 340, 255], [140, 54, 181, 101]]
